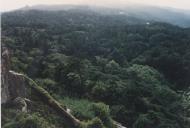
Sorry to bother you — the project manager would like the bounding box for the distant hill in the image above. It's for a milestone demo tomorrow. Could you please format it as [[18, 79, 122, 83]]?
[[2, 4, 190, 128], [18, 4, 190, 28]]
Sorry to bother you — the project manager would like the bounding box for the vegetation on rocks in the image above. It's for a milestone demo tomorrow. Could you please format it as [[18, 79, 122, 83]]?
[[1, 8, 190, 128]]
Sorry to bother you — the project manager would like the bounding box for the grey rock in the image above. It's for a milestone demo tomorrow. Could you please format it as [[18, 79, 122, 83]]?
[[1, 48, 26, 104]]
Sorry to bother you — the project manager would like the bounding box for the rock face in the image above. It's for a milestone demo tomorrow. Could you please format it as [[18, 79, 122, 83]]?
[[1, 48, 26, 104]]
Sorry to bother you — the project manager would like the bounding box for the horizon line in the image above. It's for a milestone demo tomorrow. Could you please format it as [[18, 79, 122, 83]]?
[[1, 3, 190, 13]]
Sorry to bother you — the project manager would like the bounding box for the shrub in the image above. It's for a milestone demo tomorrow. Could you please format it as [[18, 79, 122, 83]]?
[[35, 78, 58, 94], [133, 114, 152, 128], [61, 97, 94, 120], [3, 113, 54, 128], [85, 117, 105, 128], [91, 103, 114, 128]]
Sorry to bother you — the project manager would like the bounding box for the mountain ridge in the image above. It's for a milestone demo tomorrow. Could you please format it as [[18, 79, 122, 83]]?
[[16, 4, 190, 28]]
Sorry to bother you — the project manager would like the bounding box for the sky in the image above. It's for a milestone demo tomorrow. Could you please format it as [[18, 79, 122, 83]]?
[[1, 0, 190, 12]]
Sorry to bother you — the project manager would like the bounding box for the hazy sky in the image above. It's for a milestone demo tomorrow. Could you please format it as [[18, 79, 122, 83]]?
[[1, 0, 190, 11]]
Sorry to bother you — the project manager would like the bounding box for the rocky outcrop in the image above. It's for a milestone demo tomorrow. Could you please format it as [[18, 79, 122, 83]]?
[[1, 48, 127, 128], [9, 70, 81, 128], [1, 48, 26, 104]]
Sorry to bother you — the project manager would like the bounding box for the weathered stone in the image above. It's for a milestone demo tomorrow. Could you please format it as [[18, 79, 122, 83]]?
[[1, 48, 26, 104]]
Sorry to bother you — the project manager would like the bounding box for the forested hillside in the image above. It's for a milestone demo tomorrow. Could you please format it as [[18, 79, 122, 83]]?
[[1, 8, 190, 128], [19, 4, 190, 27]]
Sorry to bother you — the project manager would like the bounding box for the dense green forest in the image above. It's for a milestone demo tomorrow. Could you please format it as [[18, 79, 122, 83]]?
[[1, 8, 190, 128]]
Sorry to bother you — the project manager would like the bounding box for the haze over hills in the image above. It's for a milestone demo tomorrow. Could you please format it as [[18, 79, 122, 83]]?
[[17, 4, 190, 28], [2, 1, 190, 128]]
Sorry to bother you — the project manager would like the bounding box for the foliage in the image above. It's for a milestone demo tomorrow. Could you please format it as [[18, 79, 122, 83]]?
[[81, 117, 105, 128], [2, 112, 54, 128], [91, 103, 114, 128], [60, 97, 95, 120], [2, 9, 190, 128]]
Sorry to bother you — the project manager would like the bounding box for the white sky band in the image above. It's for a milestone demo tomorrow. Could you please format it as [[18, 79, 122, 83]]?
[[1, 0, 190, 12]]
